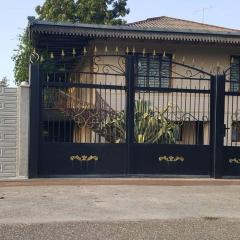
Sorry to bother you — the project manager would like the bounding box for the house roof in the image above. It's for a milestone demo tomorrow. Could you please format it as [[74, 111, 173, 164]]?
[[29, 16, 240, 45], [127, 16, 240, 33]]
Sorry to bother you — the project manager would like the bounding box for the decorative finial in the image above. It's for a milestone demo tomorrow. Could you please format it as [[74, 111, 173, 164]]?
[[50, 52, 54, 59], [94, 46, 97, 54], [182, 56, 185, 64], [163, 51, 166, 57], [132, 47, 135, 55], [104, 45, 108, 53], [126, 47, 129, 54], [83, 47, 87, 55], [61, 49, 65, 57], [72, 48, 76, 56], [115, 46, 119, 53], [142, 48, 146, 56], [40, 55, 44, 63], [153, 49, 156, 57]]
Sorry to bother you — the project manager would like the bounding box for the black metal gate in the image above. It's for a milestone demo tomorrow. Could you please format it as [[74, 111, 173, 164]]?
[[29, 54, 222, 177]]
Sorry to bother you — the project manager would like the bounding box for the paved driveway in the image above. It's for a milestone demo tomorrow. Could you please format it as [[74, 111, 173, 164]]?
[[0, 180, 240, 239]]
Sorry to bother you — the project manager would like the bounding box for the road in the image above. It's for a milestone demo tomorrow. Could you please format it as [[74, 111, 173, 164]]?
[[0, 179, 240, 239]]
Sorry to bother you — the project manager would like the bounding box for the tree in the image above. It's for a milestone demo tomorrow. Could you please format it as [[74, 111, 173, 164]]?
[[13, 0, 130, 85], [35, 0, 130, 24], [0, 76, 9, 87]]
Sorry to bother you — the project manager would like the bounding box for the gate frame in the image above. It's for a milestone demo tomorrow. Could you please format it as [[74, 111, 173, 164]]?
[[29, 54, 227, 178]]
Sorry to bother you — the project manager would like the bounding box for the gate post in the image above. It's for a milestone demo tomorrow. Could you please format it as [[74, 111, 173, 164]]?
[[211, 74, 225, 178], [126, 55, 135, 173], [29, 64, 41, 178]]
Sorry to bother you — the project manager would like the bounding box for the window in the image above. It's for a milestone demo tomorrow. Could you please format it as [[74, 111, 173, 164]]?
[[232, 121, 240, 142], [230, 56, 240, 92], [136, 54, 172, 88]]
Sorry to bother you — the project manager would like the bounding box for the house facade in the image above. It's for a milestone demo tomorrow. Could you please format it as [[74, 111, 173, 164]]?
[[22, 16, 240, 177]]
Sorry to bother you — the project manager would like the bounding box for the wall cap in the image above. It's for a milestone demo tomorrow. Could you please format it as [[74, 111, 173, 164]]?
[[20, 81, 30, 87]]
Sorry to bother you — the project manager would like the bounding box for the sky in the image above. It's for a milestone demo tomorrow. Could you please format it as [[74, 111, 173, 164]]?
[[1, 0, 240, 86]]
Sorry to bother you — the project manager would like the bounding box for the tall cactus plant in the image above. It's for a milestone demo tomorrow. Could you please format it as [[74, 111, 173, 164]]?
[[98, 100, 180, 144]]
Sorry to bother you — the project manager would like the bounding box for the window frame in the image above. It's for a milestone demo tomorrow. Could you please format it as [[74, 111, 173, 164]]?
[[230, 55, 240, 92], [135, 53, 172, 88]]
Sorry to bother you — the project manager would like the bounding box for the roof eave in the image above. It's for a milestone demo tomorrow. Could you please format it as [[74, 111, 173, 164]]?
[[29, 18, 240, 45]]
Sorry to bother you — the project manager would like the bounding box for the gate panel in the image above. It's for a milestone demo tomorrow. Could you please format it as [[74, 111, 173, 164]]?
[[130, 144, 211, 175], [40, 143, 126, 175], [130, 55, 213, 175], [223, 68, 240, 176], [38, 55, 127, 176]]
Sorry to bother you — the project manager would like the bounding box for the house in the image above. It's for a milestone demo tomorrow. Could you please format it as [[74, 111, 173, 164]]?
[[27, 16, 240, 177]]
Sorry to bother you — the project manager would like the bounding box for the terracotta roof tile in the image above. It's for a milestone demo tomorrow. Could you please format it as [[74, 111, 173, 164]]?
[[127, 16, 240, 33]]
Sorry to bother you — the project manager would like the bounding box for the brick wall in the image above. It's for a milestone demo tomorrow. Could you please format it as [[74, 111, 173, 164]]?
[[0, 87, 17, 178]]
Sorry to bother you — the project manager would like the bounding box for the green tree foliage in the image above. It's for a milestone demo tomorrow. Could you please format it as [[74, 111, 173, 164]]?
[[0, 76, 9, 87], [35, 0, 76, 22], [12, 30, 32, 85], [13, 0, 129, 84], [35, 0, 129, 24]]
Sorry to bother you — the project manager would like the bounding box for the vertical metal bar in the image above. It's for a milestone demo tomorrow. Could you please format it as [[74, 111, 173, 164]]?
[[226, 92, 229, 146], [29, 64, 41, 177], [211, 74, 225, 178], [126, 55, 135, 174]]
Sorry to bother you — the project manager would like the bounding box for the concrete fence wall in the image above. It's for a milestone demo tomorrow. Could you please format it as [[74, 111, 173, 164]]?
[[0, 87, 18, 178], [0, 83, 30, 179]]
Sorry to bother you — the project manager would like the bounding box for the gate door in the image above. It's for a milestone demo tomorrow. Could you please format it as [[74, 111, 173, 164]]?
[[35, 55, 127, 176], [128, 55, 214, 175], [222, 66, 240, 177]]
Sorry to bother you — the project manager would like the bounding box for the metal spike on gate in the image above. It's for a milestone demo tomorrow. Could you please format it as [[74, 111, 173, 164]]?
[[153, 49, 156, 57], [132, 47, 135, 55], [94, 46, 97, 54], [40, 55, 44, 63], [210, 65, 213, 74], [126, 46, 129, 54], [105, 45, 108, 53], [50, 52, 54, 59], [72, 48, 76, 57], [61, 49, 65, 57], [182, 56, 185, 64], [142, 48, 146, 56], [115, 46, 119, 53], [83, 47, 87, 55]]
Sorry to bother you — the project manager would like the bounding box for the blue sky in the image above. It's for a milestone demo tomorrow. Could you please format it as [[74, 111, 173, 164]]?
[[1, 0, 240, 86]]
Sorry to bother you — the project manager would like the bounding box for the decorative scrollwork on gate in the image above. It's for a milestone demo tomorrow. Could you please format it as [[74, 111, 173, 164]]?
[[229, 158, 240, 164], [159, 155, 184, 162], [30, 48, 39, 64], [171, 61, 212, 81], [70, 155, 99, 161], [93, 55, 126, 75]]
